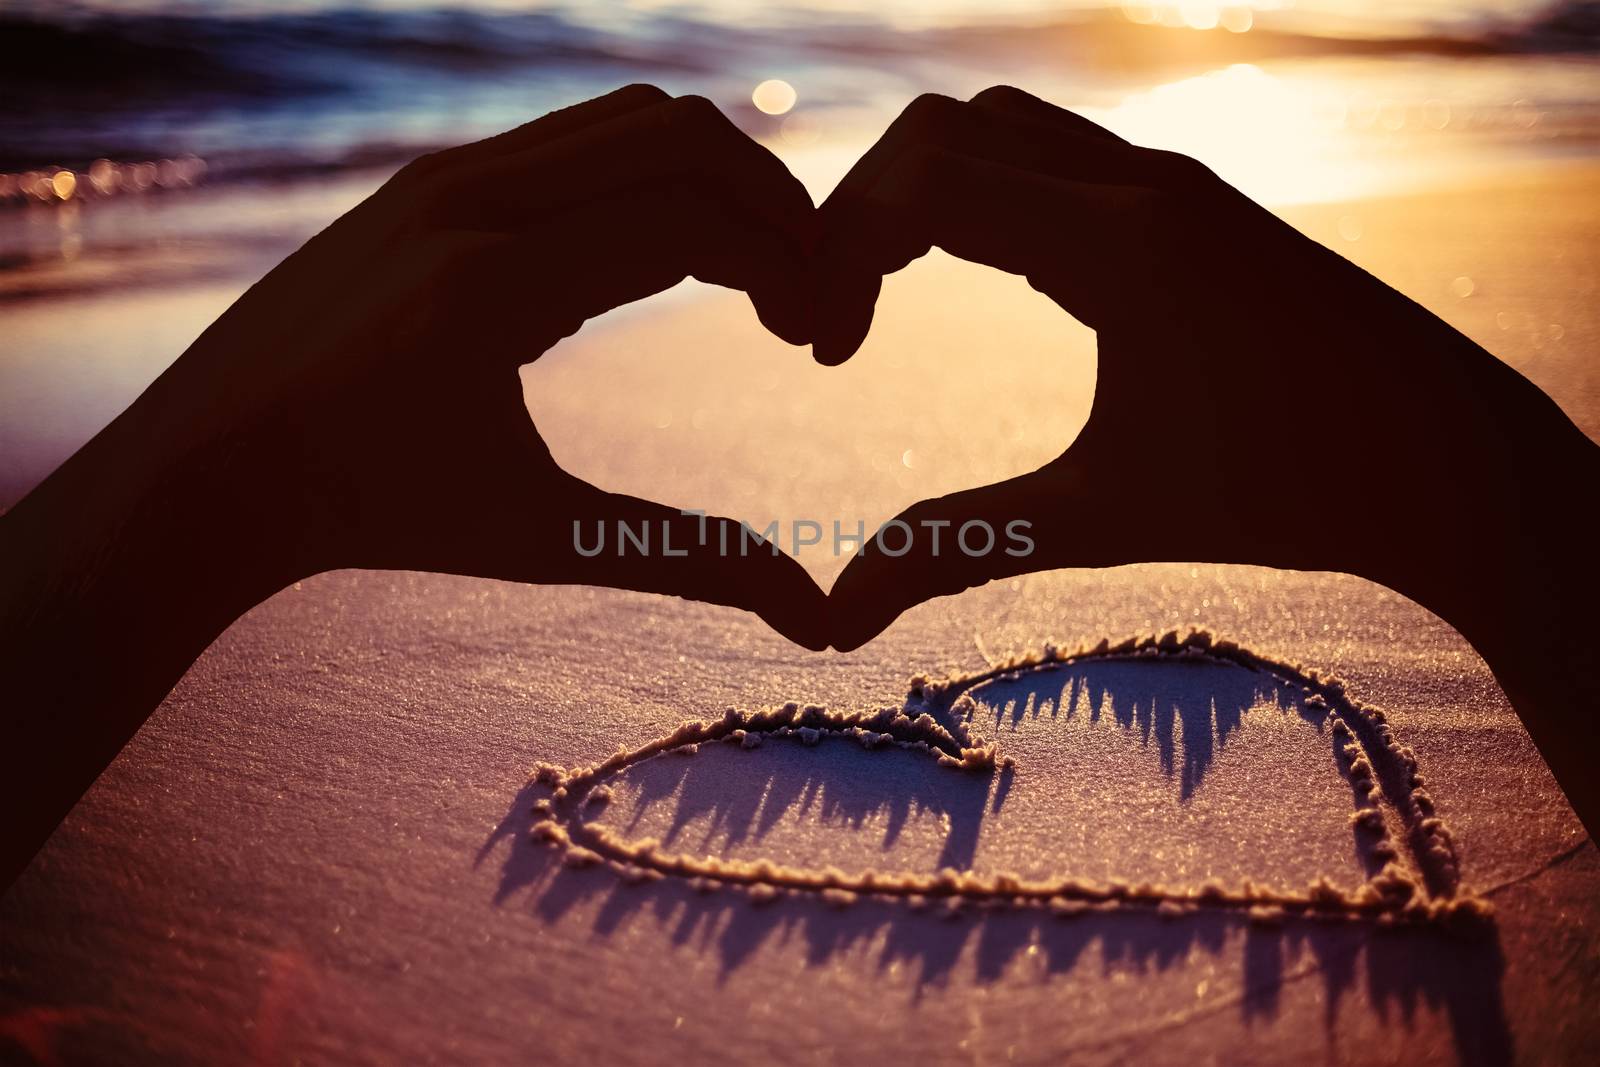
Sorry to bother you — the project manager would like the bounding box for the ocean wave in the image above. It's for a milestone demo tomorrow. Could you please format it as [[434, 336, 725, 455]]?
[[8, 2, 1596, 95], [2, 2, 1596, 172], [0, 7, 723, 107]]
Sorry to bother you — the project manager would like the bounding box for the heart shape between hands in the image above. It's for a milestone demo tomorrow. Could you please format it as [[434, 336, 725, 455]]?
[[560, 85, 1200, 654], [508, 82, 1381, 656], [273, 81, 1195, 657]]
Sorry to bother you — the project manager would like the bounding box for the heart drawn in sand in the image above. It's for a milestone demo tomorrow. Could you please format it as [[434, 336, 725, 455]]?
[[521, 630, 1491, 930]]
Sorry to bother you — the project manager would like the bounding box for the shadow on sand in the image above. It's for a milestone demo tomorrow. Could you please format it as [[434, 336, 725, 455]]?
[[481, 658, 1511, 1065]]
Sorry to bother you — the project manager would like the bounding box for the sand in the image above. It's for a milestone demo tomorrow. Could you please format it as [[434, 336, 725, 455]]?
[[523, 632, 1483, 925], [1, 166, 1597, 1065]]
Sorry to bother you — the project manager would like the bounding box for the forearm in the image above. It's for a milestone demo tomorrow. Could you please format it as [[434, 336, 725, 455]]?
[[0, 398, 304, 888], [1444, 450, 1599, 841], [1379, 354, 1600, 839]]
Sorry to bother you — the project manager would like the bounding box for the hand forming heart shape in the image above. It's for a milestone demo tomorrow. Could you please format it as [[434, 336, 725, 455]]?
[[175, 80, 1569, 667]]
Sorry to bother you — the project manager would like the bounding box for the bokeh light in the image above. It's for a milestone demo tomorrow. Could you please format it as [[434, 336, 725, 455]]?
[[752, 79, 798, 116]]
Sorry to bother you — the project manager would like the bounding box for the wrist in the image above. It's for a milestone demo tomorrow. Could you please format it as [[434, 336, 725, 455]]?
[[3, 392, 312, 652], [0, 397, 310, 886], [1369, 386, 1598, 709]]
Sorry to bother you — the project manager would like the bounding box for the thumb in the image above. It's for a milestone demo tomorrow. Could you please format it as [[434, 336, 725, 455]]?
[[828, 456, 1134, 651], [552, 479, 832, 652]]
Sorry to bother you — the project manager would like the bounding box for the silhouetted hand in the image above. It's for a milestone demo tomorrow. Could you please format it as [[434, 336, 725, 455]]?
[[817, 87, 1599, 833], [0, 86, 834, 886], [194, 83, 828, 646]]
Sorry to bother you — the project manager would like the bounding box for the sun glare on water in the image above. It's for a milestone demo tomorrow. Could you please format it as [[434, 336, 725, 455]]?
[[1093, 64, 1386, 205]]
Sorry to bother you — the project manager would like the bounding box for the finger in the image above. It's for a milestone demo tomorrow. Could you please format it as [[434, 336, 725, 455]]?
[[813, 93, 1156, 364], [829, 92, 1149, 207], [375, 406, 831, 651], [813, 93, 960, 366], [966, 86, 1213, 192], [524, 180, 816, 349], [554, 480, 832, 651], [967, 85, 1131, 145], [396, 83, 671, 183], [427, 94, 815, 256], [857, 144, 1163, 331], [426, 94, 815, 343], [266, 87, 675, 314], [828, 457, 1133, 652]]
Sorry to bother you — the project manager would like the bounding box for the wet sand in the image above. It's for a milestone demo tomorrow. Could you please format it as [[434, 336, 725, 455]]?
[[1, 165, 1597, 1065]]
